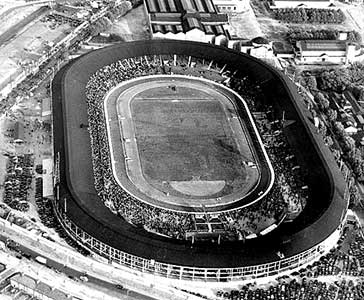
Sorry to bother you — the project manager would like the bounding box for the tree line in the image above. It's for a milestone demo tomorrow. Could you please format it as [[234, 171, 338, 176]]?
[[274, 8, 345, 24], [287, 29, 362, 44], [299, 64, 364, 183]]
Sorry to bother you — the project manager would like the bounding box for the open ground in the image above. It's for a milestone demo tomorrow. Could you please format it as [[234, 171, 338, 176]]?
[[108, 5, 150, 41], [0, 6, 71, 91]]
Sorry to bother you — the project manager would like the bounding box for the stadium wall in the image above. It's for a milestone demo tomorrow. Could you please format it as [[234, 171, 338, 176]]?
[[52, 40, 348, 281]]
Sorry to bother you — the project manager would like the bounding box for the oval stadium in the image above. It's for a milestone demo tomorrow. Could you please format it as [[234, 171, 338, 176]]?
[[52, 39, 348, 282], [104, 75, 274, 213]]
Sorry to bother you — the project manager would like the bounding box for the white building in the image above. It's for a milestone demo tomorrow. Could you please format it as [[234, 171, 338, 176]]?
[[295, 40, 361, 64]]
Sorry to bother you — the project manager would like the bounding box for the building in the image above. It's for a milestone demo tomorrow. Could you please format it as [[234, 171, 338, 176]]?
[[144, 0, 229, 44], [272, 41, 295, 59], [271, 0, 333, 8], [213, 0, 249, 12], [295, 40, 361, 64], [10, 274, 69, 300], [228, 36, 276, 60]]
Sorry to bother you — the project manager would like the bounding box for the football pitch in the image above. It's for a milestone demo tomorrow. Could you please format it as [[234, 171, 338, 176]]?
[[105, 76, 268, 211], [132, 95, 253, 198]]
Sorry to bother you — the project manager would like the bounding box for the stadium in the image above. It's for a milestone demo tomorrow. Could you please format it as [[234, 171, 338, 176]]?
[[104, 74, 273, 213], [52, 40, 348, 281]]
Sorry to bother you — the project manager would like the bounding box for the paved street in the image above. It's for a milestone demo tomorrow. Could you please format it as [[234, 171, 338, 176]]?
[[0, 217, 201, 300]]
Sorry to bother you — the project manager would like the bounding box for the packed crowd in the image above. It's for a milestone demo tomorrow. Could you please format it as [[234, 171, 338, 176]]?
[[217, 278, 364, 300], [3, 154, 34, 212], [85, 54, 309, 240], [216, 221, 364, 299], [223, 107, 308, 237]]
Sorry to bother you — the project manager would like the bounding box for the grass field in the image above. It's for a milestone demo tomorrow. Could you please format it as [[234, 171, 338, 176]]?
[[106, 76, 264, 209], [130, 85, 253, 198]]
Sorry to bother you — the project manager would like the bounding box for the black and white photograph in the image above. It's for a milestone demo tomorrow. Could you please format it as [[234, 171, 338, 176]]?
[[0, 0, 363, 299]]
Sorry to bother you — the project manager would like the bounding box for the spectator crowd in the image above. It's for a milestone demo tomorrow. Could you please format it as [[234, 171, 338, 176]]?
[[85, 54, 309, 240], [215, 220, 364, 300], [217, 278, 364, 300]]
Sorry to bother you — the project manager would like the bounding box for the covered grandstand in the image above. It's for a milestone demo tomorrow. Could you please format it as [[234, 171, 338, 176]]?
[[52, 40, 348, 281]]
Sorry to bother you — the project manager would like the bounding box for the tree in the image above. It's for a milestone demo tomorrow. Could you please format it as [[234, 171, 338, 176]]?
[[305, 76, 317, 91], [344, 136, 356, 153], [324, 136, 334, 147], [326, 108, 337, 122], [346, 148, 364, 180], [318, 69, 349, 92], [315, 92, 330, 111], [334, 121, 345, 136], [319, 122, 327, 136], [275, 8, 345, 24], [347, 31, 362, 44]]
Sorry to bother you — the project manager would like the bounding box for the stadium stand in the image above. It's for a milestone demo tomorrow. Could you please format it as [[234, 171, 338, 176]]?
[[52, 40, 348, 280], [84, 54, 309, 240]]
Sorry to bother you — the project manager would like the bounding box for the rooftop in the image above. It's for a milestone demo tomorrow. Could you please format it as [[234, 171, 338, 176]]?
[[251, 36, 270, 45], [297, 40, 347, 51], [10, 274, 69, 300], [146, 0, 218, 13], [146, 0, 228, 36], [151, 23, 225, 35]]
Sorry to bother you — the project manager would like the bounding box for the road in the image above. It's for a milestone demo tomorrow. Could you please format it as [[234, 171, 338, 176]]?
[[0, 217, 203, 300], [0, 234, 156, 300]]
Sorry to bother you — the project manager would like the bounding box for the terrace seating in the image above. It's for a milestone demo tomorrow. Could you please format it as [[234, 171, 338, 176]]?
[[84, 54, 309, 241]]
